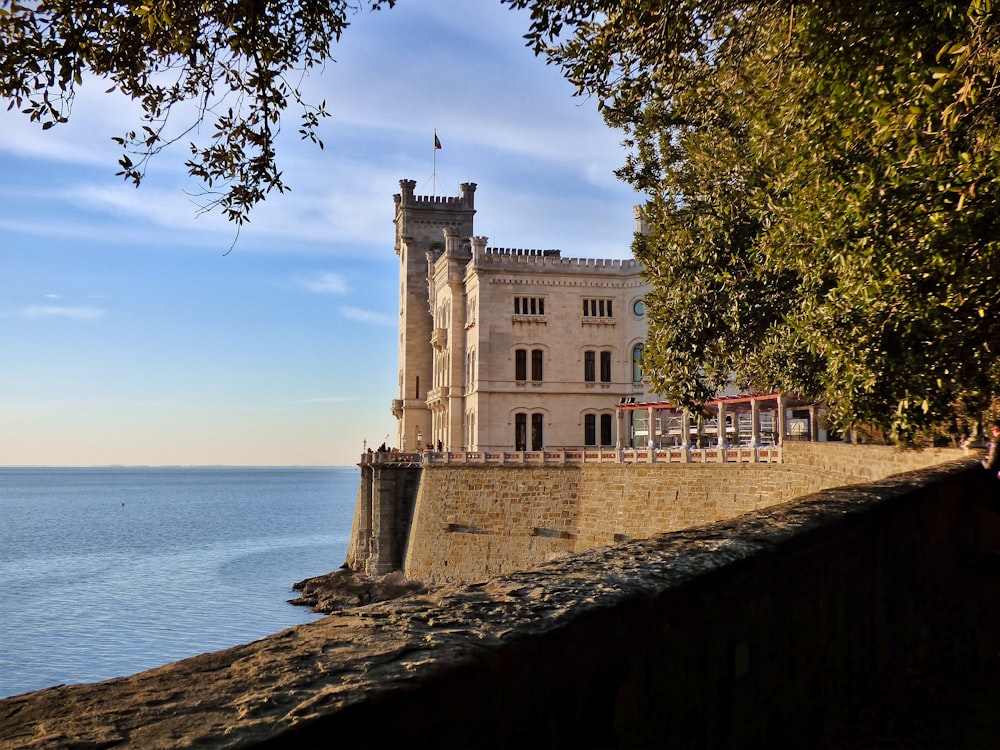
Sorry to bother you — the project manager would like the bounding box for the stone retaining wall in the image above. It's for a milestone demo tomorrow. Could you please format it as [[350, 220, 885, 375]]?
[[781, 442, 966, 480], [401, 445, 966, 583]]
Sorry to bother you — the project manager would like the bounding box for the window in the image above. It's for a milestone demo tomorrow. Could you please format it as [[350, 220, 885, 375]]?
[[516, 412, 544, 450], [632, 298, 645, 316], [586, 350, 612, 382], [531, 349, 543, 381], [531, 413, 544, 451], [514, 296, 545, 316], [600, 351, 612, 383], [516, 348, 543, 381], [582, 298, 614, 318], [586, 414, 612, 446], [632, 344, 644, 383]]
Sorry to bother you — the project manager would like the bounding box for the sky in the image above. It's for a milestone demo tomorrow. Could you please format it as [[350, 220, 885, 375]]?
[[0, 0, 640, 467]]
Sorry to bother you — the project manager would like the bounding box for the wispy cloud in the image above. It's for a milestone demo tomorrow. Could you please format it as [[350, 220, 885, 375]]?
[[340, 306, 395, 327], [296, 271, 348, 294], [21, 305, 106, 322]]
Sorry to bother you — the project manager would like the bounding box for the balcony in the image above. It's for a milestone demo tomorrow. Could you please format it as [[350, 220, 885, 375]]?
[[431, 327, 447, 349]]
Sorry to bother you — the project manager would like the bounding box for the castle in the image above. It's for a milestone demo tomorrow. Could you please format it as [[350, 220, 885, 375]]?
[[391, 179, 656, 453]]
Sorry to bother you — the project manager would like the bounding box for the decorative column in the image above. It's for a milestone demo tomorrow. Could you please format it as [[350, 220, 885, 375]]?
[[751, 398, 761, 447], [647, 405, 656, 463], [681, 409, 692, 461], [717, 401, 727, 447], [776, 394, 787, 445]]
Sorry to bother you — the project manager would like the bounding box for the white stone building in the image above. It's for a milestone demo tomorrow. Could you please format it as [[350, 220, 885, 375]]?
[[391, 179, 656, 452]]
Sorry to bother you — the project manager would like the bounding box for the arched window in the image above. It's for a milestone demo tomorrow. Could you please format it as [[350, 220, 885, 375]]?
[[632, 344, 644, 383], [531, 349, 543, 381], [531, 413, 544, 450], [515, 413, 527, 450]]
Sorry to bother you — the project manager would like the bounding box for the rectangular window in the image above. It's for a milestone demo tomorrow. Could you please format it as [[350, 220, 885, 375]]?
[[514, 296, 545, 316], [584, 414, 596, 446], [531, 413, 544, 451], [584, 351, 596, 382], [531, 349, 543, 381], [601, 414, 613, 446], [600, 351, 612, 382], [515, 349, 527, 381], [582, 298, 614, 318], [515, 413, 527, 451]]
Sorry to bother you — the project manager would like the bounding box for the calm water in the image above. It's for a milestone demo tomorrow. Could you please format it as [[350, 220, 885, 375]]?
[[0, 466, 357, 699]]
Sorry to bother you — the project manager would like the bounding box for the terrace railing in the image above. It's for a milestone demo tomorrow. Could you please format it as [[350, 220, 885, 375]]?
[[360, 445, 783, 467]]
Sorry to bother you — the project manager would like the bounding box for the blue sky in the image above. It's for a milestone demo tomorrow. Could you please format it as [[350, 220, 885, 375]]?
[[0, 0, 639, 466]]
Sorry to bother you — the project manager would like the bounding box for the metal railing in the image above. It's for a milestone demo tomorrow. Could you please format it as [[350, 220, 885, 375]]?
[[360, 445, 783, 467]]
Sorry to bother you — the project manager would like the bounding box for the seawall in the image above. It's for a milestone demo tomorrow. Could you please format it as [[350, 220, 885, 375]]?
[[352, 443, 965, 583], [3, 455, 995, 748]]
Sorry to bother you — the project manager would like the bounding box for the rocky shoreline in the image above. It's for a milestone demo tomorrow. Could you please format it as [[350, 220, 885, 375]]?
[[288, 568, 428, 613]]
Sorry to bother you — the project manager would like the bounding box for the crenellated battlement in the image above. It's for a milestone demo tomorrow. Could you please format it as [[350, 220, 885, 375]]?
[[471, 245, 640, 272], [484, 247, 561, 257], [394, 178, 477, 210], [410, 194, 466, 205]]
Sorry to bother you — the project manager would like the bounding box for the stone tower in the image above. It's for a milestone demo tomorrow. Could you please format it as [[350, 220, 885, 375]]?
[[391, 179, 476, 450]]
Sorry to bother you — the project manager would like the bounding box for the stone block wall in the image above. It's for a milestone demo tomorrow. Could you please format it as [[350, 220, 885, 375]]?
[[782, 442, 966, 480], [400, 445, 967, 583], [401, 466, 580, 582]]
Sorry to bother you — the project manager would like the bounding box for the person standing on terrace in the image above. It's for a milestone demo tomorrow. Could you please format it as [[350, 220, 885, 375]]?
[[983, 421, 1000, 476]]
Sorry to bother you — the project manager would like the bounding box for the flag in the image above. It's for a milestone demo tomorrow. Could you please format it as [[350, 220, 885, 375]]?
[[434, 132, 442, 150]]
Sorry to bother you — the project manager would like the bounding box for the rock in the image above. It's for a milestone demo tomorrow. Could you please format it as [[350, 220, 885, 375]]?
[[289, 568, 427, 613]]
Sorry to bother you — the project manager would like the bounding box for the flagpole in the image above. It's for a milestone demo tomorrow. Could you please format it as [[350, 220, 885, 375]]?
[[432, 129, 438, 198]]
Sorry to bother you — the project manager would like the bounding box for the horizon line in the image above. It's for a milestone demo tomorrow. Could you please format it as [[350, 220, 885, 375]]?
[[0, 464, 358, 469]]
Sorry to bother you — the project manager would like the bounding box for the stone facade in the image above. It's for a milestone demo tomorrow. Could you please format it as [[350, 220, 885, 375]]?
[[391, 179, 656, 453]]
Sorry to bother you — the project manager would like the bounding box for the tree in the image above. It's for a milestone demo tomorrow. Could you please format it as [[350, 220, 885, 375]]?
[[0, 0, 394, 224], [510, 0, 1000, 443]]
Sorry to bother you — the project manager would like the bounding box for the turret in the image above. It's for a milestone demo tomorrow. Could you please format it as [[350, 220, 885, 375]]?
[[392, 180, 476, 451]]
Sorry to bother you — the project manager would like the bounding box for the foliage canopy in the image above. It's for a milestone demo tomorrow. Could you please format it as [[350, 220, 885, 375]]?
[[1, 0, 393, 224], [509, 0, 1000, 443]]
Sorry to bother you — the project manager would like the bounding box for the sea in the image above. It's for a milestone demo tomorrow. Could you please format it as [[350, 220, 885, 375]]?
[[0, 466, 358, 700]]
